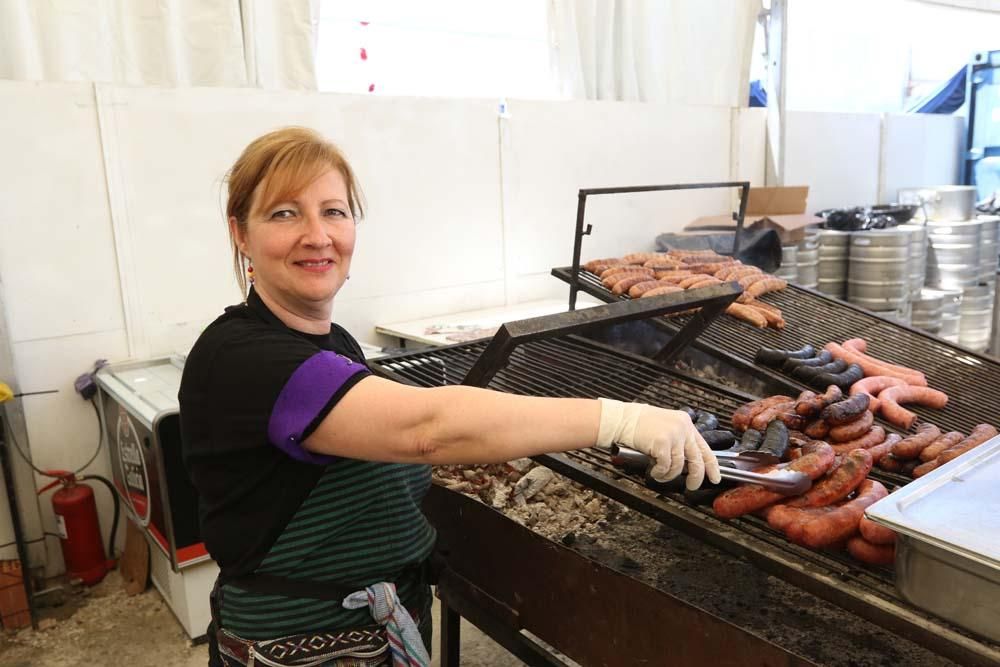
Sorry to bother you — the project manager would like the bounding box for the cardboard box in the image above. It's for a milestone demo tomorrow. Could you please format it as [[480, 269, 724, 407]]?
[[685, 186, 823, 244]]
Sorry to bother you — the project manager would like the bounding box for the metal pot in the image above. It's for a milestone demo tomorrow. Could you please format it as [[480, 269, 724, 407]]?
[[898, 186, 977, 221]]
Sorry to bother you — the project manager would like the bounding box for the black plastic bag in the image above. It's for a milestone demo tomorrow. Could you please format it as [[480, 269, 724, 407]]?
[[654, 229, 782, 273]]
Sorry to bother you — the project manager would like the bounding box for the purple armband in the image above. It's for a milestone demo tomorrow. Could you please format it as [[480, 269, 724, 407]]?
[[267, 351, 367, 464]]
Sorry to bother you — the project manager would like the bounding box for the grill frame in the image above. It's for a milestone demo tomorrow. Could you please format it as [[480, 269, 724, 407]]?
[[372, 332, 1000, 665], [553, 265, 1000, 435]]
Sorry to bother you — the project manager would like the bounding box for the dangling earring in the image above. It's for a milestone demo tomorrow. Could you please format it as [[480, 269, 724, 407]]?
[[247, 262, 255, 285]]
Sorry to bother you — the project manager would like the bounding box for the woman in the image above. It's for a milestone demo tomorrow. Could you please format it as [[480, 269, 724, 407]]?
[[179, 127, 720, 667]]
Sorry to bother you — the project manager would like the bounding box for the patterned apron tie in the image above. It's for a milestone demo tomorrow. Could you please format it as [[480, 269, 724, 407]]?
[[343, 582, 430, 667]]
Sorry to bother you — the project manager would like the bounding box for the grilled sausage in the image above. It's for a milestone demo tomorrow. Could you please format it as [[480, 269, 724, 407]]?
[[847, 536, 895, 565], [794, 479, 888, 549], [754, 346, 817, 367], [676, 274, 715, 288], [830, 426, 886, 455], [701, 430, 737, 450], [583, 258, 624, 272], [628, 280, 665, 298], [602, 268, 653, 287], [792, 358, 849, 381], [809, 364, 865, 391], [726, 303, 768, 328], [803, 418, 830, 439], [759, 420, 790, 459], [936, 424, 1000, 464], [849, 375, 907, 399], [824, 342, 927, 387], [828, 410, 875, 442], [731, 428, 764, 453], [822, 393, 871, 425], [842, 338, 868, 353], [641, 284, 685, 298], [783, 351, 834, 373], [653, 269, 694, 281], [865, 433, 901, 465], [745, 302, 785, 329], [794, 383, 841, 417], [890, 424, 942, 460], [723, 267, 763, 281], [689, 278, 723, 289], [751, 401, 797, 431], [918, 431, 964, 462], [623, 252, 664, 265], [787, 448, 872, 508], [600, 265, 652, 280], [684, 261, 736, 274], [732, 396, 794, 432], [694, 412, 719, 433], [746, 277, 789, 298], [859, 516, 896, 545], [877, 386, 949, 430], [877, 453, 905, 472], [612, 274, 656, 295], [913, 458, 941, 477], [712, 442, 835, 519], [643, 257, 684, 269]]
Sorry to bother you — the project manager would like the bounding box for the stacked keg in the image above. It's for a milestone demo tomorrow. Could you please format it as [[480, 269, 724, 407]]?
[[796, 231, 820, 289], [979, 216, 999, 288], [911, 289, 944, 336], [898, 223, 928, 298], [925, 220, 983, 291], [776, 245, 798, 282], [959, 284, 993, 350], [817, 229, 849, 298], [847, 229, 912, 324]]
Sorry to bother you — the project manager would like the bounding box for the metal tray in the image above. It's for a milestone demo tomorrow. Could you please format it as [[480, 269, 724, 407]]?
[[866, 435, 1000, 642]]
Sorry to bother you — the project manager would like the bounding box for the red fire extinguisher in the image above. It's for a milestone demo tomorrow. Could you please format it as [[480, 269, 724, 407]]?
[[38, 471, 110, 586]]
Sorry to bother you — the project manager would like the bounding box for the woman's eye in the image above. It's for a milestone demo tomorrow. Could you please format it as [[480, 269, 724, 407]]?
[[269, 209, 296, 220], [325, 208, 348, 218]]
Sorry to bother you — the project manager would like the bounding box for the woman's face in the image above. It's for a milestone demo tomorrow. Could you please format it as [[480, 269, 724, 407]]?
[[234, 168, 356, 316]]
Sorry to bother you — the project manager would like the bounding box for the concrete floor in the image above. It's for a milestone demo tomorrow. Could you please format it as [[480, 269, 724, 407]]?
[[0, 570, 525, 666]]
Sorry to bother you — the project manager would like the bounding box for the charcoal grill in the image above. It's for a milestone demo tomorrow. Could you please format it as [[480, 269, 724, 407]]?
[[372, 302, 1000, 666], [555, 266, 1000, 435]]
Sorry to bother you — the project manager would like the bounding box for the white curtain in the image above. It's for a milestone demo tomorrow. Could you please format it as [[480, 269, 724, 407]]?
[[0, 0, 318, 89], [549, 0, 760, 107], [914, 0, 1000, 9]]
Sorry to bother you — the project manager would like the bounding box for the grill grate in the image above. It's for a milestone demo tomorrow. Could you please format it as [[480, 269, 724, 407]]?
[[554, 267, 1000, 435]]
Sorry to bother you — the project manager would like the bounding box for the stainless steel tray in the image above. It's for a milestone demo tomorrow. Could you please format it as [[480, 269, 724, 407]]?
[[866, 435, 1000, 642]]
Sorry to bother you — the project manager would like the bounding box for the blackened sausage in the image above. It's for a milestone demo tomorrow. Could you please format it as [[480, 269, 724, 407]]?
[[759, 420, 790, 460], [822, 393, 871, 425], [754, 345, 817, 367], [809, 364, 865, 391]]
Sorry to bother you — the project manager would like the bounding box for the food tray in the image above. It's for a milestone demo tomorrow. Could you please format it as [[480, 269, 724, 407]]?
[[865, 435, 1000, 642]]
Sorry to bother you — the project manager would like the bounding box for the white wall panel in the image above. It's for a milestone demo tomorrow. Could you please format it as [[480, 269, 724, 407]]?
[[880, 113, 963, 203], [784, 111, 882, 212], [500, 99, 733, 297], [0, 81, 125, 343], [733, 108, 767, 186], [101, 86, 503, 357]]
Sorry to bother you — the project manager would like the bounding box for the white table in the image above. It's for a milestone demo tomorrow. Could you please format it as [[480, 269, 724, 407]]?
[[375, 297, 602, 347]]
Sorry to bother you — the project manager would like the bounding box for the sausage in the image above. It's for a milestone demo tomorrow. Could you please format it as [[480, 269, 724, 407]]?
[[822, 393, 871, 425], [602, 268, 653, 287], [677, 274, 717, 288], [583, 257, 624, 272], [809, 364, 865, 391], [746, 277, 789, 298], [689, 278, 723, 289], [795, 384, 842, 417], [739, 273, 772, 289], [787, 448, 873, 508], [842, 338, 868, 353], [900, 459, 921, 476], [684, 261, 736, 275], [878, 386, 949, 430], [859, 516, 896, 545], [877, 454, 905, 472], [792, 358, 848, 381], [712, 442, 835, 518], [701, 430, 737, 450], [643, 257, 684, 269], [803, 418, 830, 439], [759, 420, 790, 460], [723, 267, 763, 281], [794, 479, 888, 549], [793, 390, 817, 412], [828, 410, 875, 442], [830, 426, 886, 455], [849, 375, 907, 398], [653, 269, 694, 281], [782, 351, 834, 373], [694, 412, 720, 432], [847, 536, 895, 565], [641, 284, 685, 298], [628, 280, 665, 298], [866, 433, 901, 464], [824, 342, 927, 387], [612, 274, 656, 295], [746, 302, 786, 330], [777, 412, 807, 432], [726, 303, 768, 328], [623, 252, 664, 265], [754, 345, 817, 367], [890, 424, 942, 460], [913, 459, 940, 478], [731, 428, 764, 453], [918, 431, 965, 462], [936, 424, 999, 464], [732, 396, 794, 432], [600, 265, 653, 281], [751, 401, 796, 431]]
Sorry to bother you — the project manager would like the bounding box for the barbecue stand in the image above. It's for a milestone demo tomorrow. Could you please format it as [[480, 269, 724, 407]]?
[[567, 181, 750, 311]]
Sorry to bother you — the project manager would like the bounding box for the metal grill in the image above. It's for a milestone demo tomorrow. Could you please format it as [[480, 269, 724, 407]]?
[[554, 266, 1000, 435], [372, 335, 998, 665]]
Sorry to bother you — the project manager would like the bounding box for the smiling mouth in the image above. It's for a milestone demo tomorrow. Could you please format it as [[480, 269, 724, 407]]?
[[295, 259, 335, 268]]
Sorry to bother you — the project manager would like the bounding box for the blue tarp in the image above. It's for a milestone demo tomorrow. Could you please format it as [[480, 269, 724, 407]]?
[[749, 79, 767, 107], [906, 66, 967, 114]]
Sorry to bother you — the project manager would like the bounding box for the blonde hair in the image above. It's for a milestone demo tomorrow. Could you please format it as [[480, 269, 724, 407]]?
[[225, 127, 365, 294]]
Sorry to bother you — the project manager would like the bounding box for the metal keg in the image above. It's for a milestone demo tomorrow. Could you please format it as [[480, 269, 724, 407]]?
[[898, 223, 927, 297], [979, 216, 999, 285], [959, 284, 994, 352], [911, 289, 945, 335], [776, 245, 798, 281], [936, 286, 963, 343], [817, 229, 849, 299], [926, 220, 983, 290], [870, 302, 912, 326], [847, 229, 910, 310], [797, 247, 819, 289], [992, 270, 1000, 354]]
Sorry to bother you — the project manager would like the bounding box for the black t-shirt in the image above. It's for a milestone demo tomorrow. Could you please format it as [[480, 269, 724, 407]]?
[[179, 288, 371, 577]]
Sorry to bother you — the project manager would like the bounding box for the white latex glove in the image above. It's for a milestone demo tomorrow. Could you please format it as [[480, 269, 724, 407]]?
[[596, 398, 722, 490]]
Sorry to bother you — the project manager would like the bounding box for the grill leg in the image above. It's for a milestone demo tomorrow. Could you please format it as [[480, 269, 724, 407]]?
[[440, 599, 461, 667]]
